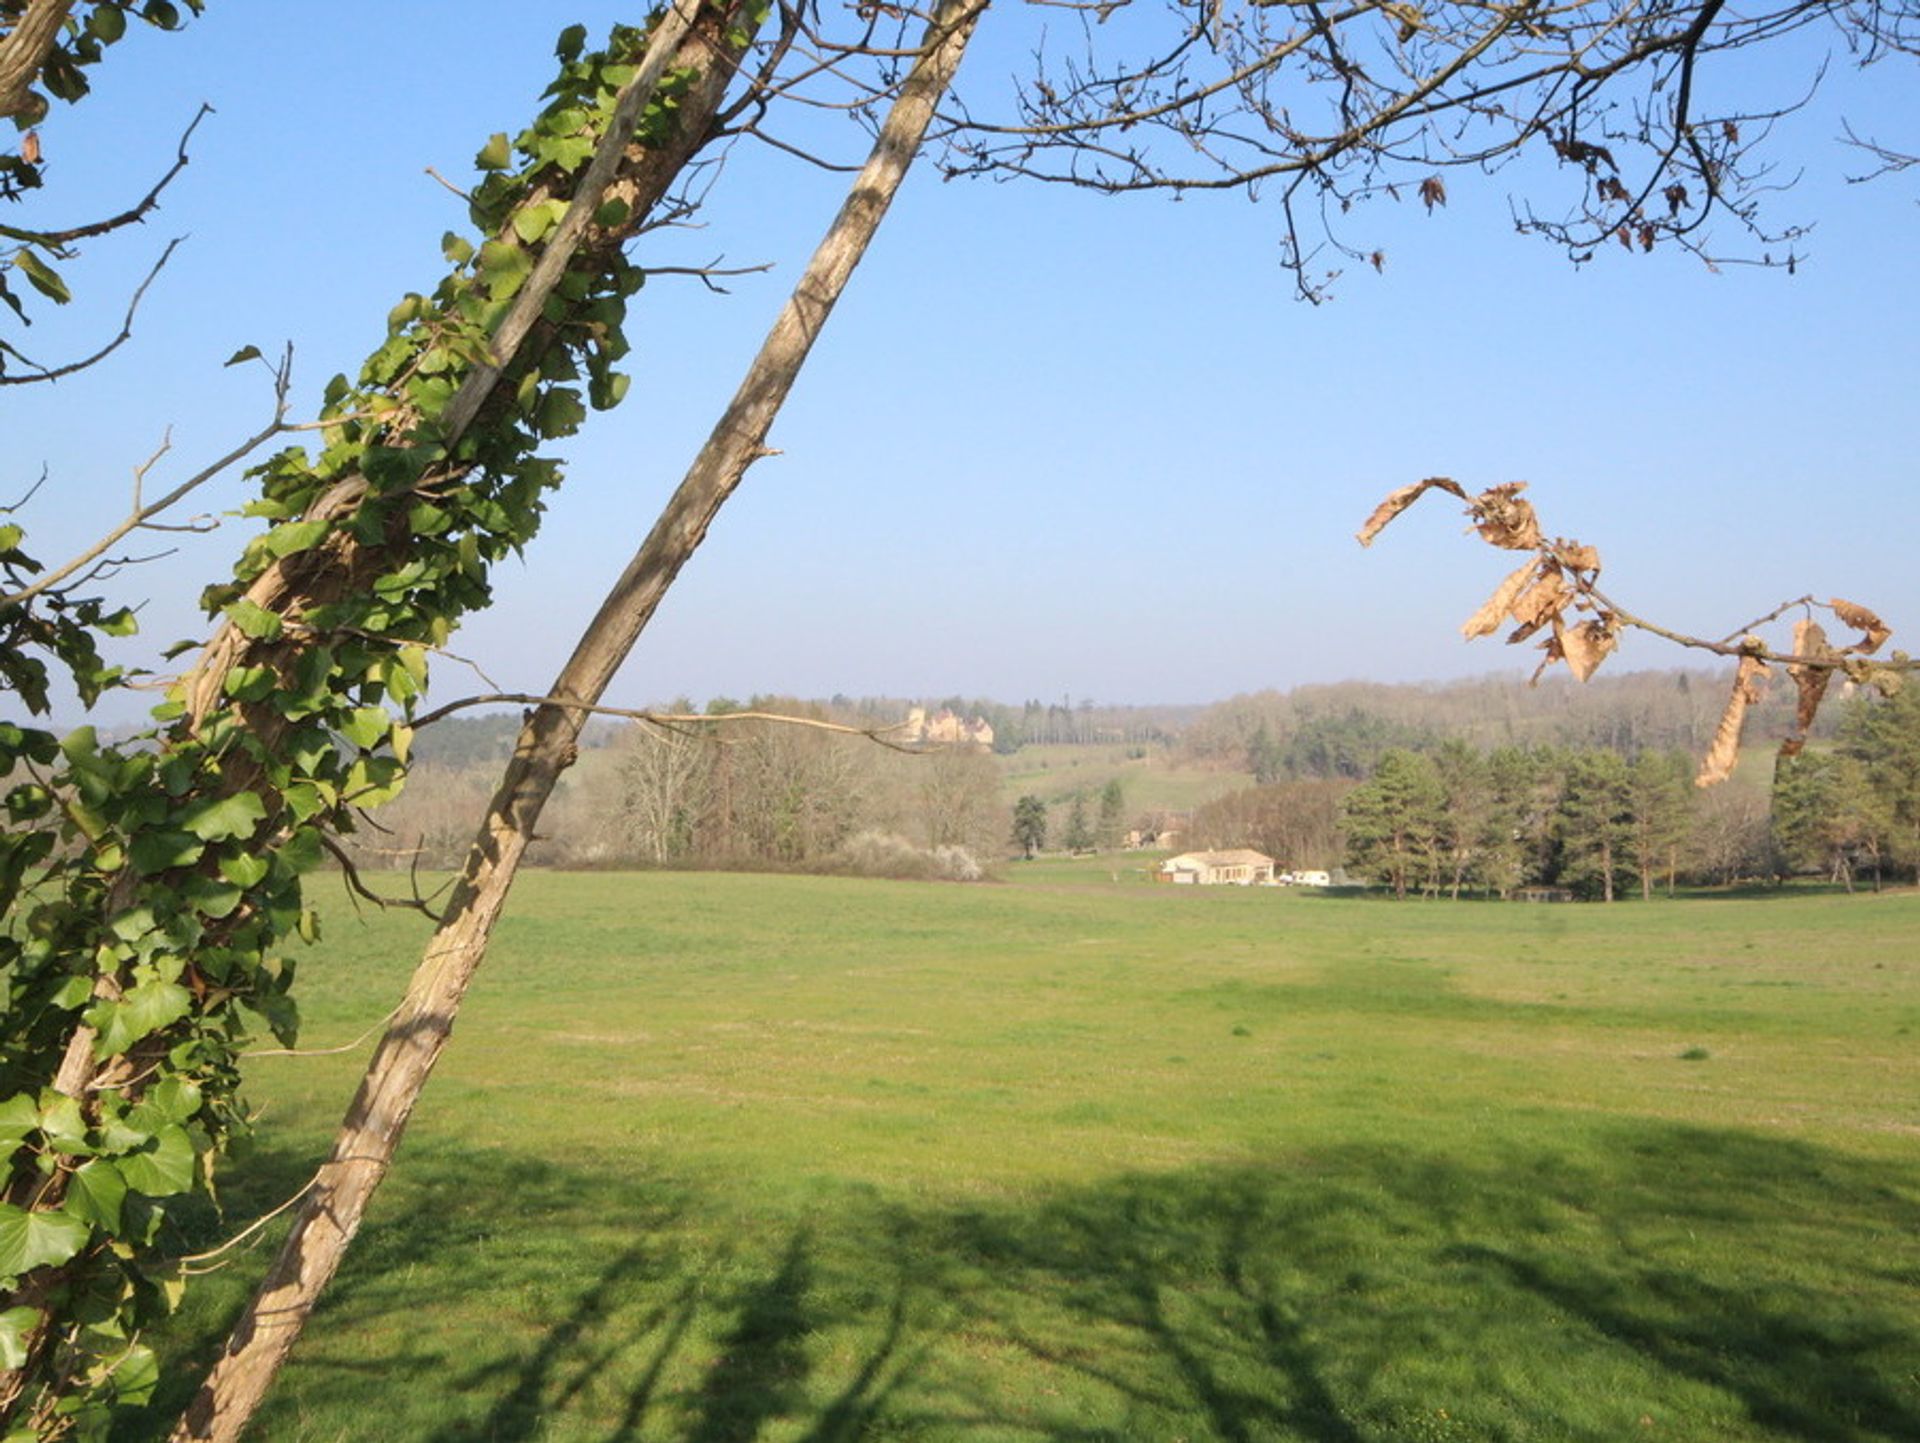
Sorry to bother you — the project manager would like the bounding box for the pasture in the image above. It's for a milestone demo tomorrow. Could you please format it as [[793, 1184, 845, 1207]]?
[[134, 872, 1919, 1441]]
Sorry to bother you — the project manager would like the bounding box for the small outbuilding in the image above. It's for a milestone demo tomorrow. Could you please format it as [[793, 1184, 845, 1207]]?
[[1158, 849, 1276, 886]]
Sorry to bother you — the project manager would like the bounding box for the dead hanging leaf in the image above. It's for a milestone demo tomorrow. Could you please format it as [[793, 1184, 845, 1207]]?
[[1467, 483, 1543, 551], [1355, 477, 1467, 547], [1696, 652, 1769, 787], [1528, 630, 1565, 686], [1779, 618, 1834, 760], [1555, 542, 1601, 573], [1509, 565, 1573, 637], [1830, 597, 1891, 654], [1461, 560, 1539, 640], [21, 131, 41, 166], [1419, 175, 1447, 212], [1555, 613, 1618, 682]]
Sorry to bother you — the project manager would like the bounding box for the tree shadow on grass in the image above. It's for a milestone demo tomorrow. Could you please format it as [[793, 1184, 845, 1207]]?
[[124, 1121, 1918, 1442]]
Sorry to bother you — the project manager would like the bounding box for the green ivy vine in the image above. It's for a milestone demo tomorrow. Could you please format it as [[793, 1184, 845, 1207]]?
[[0, 6, 759, 1435]]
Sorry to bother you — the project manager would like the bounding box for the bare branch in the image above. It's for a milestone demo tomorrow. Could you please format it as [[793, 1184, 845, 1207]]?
[[0, 344, 294, 608], [0, 103, 211, 246], [0, 235, 184, 386], [643, 255, 776, 292], [410, 691, 925, 752], [315, 835, 446, 923]]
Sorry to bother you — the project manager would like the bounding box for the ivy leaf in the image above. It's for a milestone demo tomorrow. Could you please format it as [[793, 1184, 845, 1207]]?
[[36, 1092, 88, 1154], [478, 239, 532, 300], [0, 1094, 37, 1153], [88, 980, 192, 1058], [263, 518, 330, 559], [109, 1342, 160, 1404], [536, 387, 586, 438], [179, 790, 267, 843], [89, 3, 129, 41], [116, 1125, 194, 1197], [0, 1202, 91, 1275], [223, 344, 262, 367], [0, 1304, 40, 1370], [128, 829, 204, 875], [226, 597, 283, 641], [180, 874, 243, 920], [511, 199, 567, 245], [63, 1160, 127, 1234], [475, 131, 512, 171], [338, 707, 390, 751], [218, 851, 270, 889], [130, 1076, 201, 1130]]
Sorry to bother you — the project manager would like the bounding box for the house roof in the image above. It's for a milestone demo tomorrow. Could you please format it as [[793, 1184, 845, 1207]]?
[[1163, 849, 1274, 869]]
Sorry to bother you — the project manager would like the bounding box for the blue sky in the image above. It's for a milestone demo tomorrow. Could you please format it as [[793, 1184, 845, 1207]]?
[[10, 3, 1917, 722]]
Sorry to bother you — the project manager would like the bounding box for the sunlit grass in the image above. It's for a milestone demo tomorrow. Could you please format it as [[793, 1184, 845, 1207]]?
[[130, 874, 1920, 1442]]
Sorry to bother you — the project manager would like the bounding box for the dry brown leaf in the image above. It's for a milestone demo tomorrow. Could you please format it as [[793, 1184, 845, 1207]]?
[[1461, 560, 1539, 640], [1528, 631, 1565, 686], [1555, 614, 1618, 682], [1781, 618, 1834, 762], [1696, 652, 1769, 787], [1468, 482, 1543, 550], [1556, 542, 1601, 573], [1355, 477, 1467, 547], [1830, 597, 1891, 654], [1510, 568, 1572, 632]]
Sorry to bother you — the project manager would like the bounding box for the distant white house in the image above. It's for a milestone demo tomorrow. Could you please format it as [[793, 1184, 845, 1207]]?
[[1158, 849, 1275, 886]]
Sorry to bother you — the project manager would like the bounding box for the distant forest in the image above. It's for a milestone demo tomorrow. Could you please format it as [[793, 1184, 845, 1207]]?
[[355, 668, 1912, 893]]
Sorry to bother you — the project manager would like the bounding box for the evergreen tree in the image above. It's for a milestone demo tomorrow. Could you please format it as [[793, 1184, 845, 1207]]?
[[1011, 794, 1047, 860], [1431, 738, 1492, 898], [1063, 792, 1094, 853], [1772, 753, 1893, 890], [1342, 749, 1444, 899], [1096, 777, 1127, 850], [1557, 751, 1634, 901], [1627, 750, 1693, 898], [1838, 687, 1920, 879]]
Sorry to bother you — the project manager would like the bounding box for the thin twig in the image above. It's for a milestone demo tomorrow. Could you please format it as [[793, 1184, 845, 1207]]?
[[239, 1002, 408, 1062], [177, 1174, 323, 1271], [0, 236, 185, 386], [410, 692, 925, 751], [317, 835, 445, 922], [0, 345, 294, 608], [0, 104, 212, 246]]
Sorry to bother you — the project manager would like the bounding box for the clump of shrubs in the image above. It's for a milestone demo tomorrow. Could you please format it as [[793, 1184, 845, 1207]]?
[[837, 829, 984, 882]]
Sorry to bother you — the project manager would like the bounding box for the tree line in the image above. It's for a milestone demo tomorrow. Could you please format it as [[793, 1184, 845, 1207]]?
[[1242, 685, 1920, 899]]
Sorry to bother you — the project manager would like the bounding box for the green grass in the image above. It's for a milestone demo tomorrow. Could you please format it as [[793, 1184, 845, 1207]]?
[[129, 875, 1920, 1442]]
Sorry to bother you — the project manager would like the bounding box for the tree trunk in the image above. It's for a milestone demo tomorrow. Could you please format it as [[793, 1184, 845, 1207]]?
[[170, 5, 983, 1438], [0, 0, 74, 120]]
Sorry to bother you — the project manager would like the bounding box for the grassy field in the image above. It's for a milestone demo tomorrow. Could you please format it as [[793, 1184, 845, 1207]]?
[[130, 871, 1920, 1442]]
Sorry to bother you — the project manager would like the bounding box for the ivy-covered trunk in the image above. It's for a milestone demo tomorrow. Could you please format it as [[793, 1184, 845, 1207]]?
[[1, 3, 762, 1435]]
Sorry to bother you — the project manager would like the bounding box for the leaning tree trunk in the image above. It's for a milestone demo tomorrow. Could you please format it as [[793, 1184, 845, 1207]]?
[[170, 4, 984, 1438]]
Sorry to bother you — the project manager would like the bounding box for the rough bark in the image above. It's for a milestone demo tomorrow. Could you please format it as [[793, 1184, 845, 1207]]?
[[0, 0, 75, 121], [170, 3, 984, 1438]]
